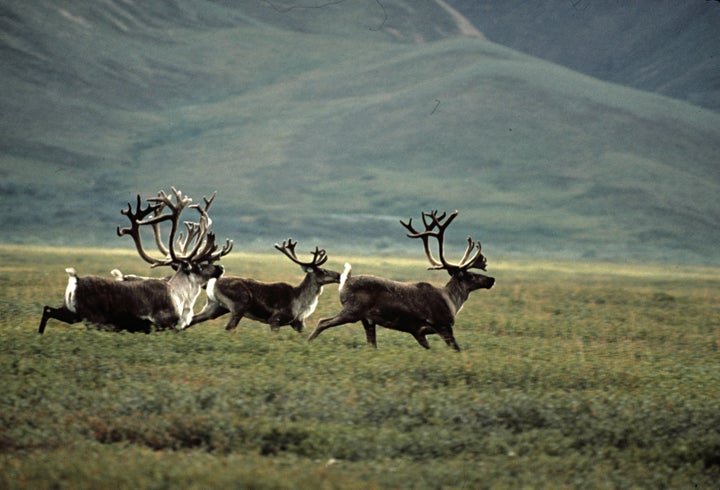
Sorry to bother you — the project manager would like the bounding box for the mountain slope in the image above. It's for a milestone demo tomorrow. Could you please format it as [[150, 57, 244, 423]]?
[[447, 0, 720, 111], [1, 1, 719, 264]]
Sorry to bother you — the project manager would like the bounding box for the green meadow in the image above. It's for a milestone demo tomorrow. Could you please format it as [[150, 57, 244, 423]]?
[[1, 245, 718, 489]]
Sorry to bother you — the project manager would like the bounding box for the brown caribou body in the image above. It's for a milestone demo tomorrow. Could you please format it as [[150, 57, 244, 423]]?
[[308, 210, 494, 351], [188, 239, 341, 332], [38, 188, 232, 333]]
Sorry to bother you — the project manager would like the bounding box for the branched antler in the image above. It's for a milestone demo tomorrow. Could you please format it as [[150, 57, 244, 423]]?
[[117, 187, 232, 267], [400, 210, 487, 272], [274, 238, 328, 268], [189, 192, 233, 263], [117, 194, 168, 267]]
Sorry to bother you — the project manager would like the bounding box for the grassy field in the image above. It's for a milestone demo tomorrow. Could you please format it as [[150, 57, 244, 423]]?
[[1, 244, 719, 489]]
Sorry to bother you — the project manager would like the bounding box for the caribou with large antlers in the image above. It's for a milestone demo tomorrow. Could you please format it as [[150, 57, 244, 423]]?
[[38, 187, 233, 334], [307, 210, 494, 351], [187, 239, 340, 332]]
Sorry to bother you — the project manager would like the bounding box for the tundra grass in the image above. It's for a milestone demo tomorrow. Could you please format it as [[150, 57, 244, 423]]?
[[1, 245, 719, 489]]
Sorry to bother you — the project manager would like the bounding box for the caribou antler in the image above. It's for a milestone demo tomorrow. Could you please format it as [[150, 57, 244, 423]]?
[[400, 210, 447, 269], [176, 191, 215, 260], [117, 187, 232, 268], [274, 238, 328, 268], [189, 192, 233, 263], [400, 210, 487, 272], [117, 194, 168, 267]]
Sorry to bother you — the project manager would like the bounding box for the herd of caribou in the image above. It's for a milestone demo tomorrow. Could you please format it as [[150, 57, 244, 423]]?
[[38, 187, 495, 351]]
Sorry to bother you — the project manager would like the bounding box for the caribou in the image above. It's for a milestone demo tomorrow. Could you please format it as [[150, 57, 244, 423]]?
[[307, 210, 495, 351], [187, 239, 341, 332], [38, 187, 233, 334]]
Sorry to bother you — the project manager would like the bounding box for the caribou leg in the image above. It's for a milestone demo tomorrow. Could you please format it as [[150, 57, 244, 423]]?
[[411, 331, 431, 349], [38, 306, 80, 334], [435, 325, 460, 351], [308, 310, 359, 342], [289, 319, 304, 333], [187, 302, 229, 329], [361, 319, 377, 348]]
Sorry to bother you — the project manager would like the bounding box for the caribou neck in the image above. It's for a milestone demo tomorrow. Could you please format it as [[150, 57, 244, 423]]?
[[167, 270, 204, 327], [288, 273, 323, 321], [443, 275, 472, 313], [296, 273, 324, 301]]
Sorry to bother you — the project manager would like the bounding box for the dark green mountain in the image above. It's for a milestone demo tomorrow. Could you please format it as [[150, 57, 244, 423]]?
[[448, 0, 720, 111], [2, 1, 719, 264]]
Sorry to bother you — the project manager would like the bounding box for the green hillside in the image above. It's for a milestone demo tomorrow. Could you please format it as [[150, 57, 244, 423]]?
[[449, 0, 720, 111], [2, 1, 719, 263]]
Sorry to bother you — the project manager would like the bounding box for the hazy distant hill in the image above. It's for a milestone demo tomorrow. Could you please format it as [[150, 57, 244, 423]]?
[[1, 0, 719, 264], [448, 0, 720, 111]]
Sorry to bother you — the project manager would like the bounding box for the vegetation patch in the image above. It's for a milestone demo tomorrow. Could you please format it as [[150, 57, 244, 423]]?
[[1, 246, 718, 488]]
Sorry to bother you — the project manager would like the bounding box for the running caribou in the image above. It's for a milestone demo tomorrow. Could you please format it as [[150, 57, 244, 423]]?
[[307, 210, 495, 351], [187, 239, 340, 332], [38, 187, 233, 334]]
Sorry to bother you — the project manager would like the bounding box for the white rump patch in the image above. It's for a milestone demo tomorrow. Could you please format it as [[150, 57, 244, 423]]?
[[64, 271, 78, 313], [339, 263, 352, 291]]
